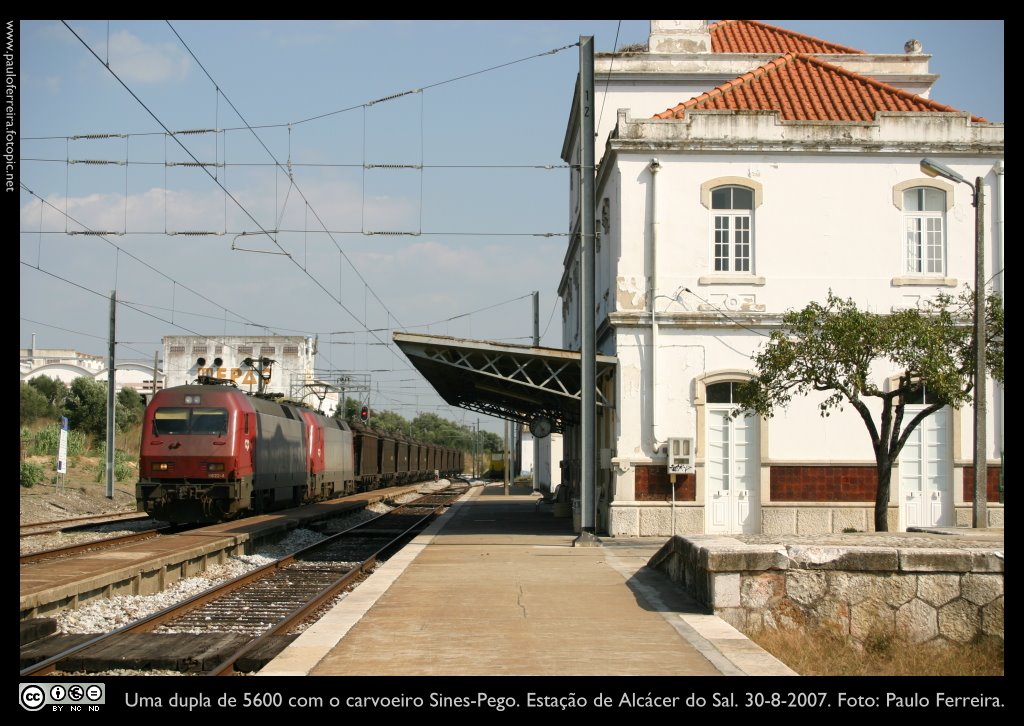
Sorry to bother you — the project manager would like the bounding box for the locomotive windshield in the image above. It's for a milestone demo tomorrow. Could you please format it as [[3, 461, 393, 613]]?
[[153, 407, 228, 435]]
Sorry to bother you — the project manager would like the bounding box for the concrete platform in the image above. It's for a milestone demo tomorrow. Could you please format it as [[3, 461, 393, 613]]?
[[260, 482, 796, 676]]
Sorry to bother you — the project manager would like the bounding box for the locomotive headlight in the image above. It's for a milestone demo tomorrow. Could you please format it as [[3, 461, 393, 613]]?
[[206, 463, 225, 472], [184, 395, 201, 404], [152, 462, 174, 471]]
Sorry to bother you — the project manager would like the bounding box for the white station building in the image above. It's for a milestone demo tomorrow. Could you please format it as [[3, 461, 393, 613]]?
[[556, 20, 1004, 535]]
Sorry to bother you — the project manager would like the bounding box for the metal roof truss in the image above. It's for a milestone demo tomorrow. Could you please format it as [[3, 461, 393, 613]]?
[[393, 333, 616, 433]]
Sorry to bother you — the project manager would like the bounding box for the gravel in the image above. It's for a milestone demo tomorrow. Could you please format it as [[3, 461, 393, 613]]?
[[38, 480, 464, 676], [20, 518, 170, 556], [51, 496, 427, 636]]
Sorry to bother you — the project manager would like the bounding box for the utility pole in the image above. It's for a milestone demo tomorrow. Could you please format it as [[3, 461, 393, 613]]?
[[533, 290, 540, 346], [533, 291, 541, 491], [576, 36, 598, 544], [504, 419, 510, 496], [105, 291, 116, 500], [972, 176, 988, 528], [152, 349, 159, 400]]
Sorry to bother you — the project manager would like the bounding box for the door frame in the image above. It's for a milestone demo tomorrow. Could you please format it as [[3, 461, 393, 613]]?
[[694, 371, 765, 534], [898, 404, 954, 530]]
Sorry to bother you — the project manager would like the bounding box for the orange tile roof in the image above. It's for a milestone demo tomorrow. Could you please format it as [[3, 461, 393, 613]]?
[[710, 19, 864, 54], [653, 53, 988, 123]]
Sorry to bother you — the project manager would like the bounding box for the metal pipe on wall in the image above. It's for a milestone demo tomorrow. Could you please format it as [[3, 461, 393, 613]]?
[[649, 158, 662, 457]]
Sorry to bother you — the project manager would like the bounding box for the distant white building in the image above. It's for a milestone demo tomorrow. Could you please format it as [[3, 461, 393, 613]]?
[[20, 334, 341, 416], [20, 337, 160, 398], [558, 21, 1004, 535]]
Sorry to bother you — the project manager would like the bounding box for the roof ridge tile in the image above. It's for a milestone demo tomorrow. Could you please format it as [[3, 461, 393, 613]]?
[[709, 19, 865, 54], [797, 53, 987, 122], [653, 52, 987, 123]]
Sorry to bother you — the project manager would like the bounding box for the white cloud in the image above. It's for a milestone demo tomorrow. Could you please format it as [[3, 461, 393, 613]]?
[[20, 173, 419, 239], [108, 30, 190, 84]]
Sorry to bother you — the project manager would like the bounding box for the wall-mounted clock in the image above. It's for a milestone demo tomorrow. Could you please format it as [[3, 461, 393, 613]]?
[[529, 416, 552, 439]]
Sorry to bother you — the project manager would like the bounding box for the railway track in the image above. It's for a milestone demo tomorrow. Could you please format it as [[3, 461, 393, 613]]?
[[20, 511, 151, 538], [19, 526, 187, 564], [20, 482, 470, 676]]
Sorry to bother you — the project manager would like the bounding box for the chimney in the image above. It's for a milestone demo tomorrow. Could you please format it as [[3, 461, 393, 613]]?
[[648, 20, 712, 54]]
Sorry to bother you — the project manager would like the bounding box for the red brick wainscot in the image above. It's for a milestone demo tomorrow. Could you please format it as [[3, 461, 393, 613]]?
[[962, 466, 1003, 503], [634, 465, 695, 501], [770, 465, 875, 502]]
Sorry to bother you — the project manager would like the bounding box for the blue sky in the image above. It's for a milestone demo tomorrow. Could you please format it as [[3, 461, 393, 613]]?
[[16, 20, 1004, 432]]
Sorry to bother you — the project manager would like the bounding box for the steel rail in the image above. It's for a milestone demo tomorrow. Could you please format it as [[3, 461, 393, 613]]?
[[20, 512, 151, 538], [20, 488, 461, 677], [20, 528, 169, 564]]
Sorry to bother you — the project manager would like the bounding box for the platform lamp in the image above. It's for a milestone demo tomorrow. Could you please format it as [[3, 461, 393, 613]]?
[[920, 158, 987, 528]]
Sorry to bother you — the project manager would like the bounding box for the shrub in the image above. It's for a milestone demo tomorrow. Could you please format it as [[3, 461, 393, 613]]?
[[67, 429, 88, 457], [20, 383, 52, 426], [30, 425, 60, 456], [29, 424, 87, 458], [96, 448, 135, 483], [20, 460, 46, 488]]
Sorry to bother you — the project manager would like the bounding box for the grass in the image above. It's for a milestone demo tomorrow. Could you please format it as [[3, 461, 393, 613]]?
[[749, 626, 1004, 676], [21, 418, 144, 491]]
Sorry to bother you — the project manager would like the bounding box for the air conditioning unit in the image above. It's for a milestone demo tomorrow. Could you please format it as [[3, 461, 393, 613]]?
[[667, 437, 694, 473]]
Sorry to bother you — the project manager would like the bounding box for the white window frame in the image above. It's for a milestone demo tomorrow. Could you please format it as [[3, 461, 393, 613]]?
[[891, 178, 957, 287], [699, 177, 764, 284], [711, 186, 754, 273], [903, 187, 946, 275]]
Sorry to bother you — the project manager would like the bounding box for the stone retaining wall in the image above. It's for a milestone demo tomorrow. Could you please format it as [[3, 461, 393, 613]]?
[[648, 535, 1003, 646]]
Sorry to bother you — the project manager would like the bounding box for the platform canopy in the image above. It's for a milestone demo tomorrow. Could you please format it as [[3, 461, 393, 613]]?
[[393, 333, 616, 433]]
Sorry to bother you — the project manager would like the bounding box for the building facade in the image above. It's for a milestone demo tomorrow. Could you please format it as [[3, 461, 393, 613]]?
[[161, 335, 339, 416], [559, 21, 1004, 535]]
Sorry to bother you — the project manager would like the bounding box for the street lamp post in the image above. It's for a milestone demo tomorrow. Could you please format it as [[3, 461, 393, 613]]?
[[920, 158, 987, 528]]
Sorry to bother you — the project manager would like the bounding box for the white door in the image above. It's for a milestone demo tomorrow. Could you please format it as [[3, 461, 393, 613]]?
[[706, 406, 760, 533], [899, 406, 953, 529]]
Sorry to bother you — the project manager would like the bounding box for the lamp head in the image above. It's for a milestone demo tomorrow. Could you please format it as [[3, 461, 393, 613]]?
[[920, 158, 965, 185]]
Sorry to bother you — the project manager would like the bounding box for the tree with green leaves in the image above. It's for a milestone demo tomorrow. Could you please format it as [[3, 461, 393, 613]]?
[[63, 377, 109, 437], [332, 396, 364, 424], [29, 375, 68, 411], [20, 382, 52, 426], [368, 409, 409, 436], [115, 388, 146, 431], [738, 289, 1003, 532]]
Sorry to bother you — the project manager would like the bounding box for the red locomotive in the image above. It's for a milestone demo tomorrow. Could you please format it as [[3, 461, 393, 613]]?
[[136, 384, 464, 524]]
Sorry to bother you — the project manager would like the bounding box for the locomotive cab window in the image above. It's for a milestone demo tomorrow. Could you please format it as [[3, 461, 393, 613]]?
[[153, 409, 187, 435], [153, 407, 228, 435], [191, 408, 228, 435]]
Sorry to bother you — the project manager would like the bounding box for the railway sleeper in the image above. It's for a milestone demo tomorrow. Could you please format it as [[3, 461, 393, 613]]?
[[19, 632, 293, 673]]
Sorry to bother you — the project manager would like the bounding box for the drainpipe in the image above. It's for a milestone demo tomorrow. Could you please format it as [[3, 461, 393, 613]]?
[[994, 161, 1004, 491], [649, 158, 662, 456], [995, 162, 1003, 300]]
